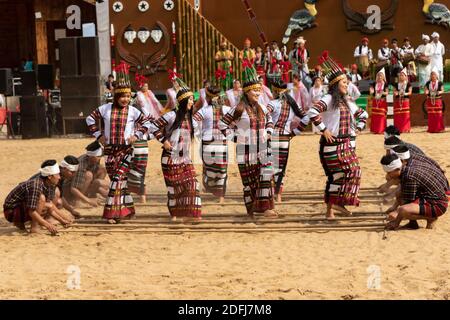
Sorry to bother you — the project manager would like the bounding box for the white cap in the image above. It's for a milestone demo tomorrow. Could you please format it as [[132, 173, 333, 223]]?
[[39, 163, 60, 177], [295, 36, 306, 44], [377, 68, 386, 78], [382, 158, 403, 173], [422, 34, 430, 41], [431, 32, 440, 38], [400, 68, 408, 76], [430, 66, 440, 76]]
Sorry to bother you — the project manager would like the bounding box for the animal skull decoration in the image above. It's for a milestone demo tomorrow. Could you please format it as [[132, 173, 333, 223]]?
[[151, 28, 163, 43], [124, 25, 137, 44], [137, 27, 150, 44]]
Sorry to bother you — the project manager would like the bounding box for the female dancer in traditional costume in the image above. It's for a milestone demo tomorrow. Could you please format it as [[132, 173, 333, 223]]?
[[268, 79, 309, 202], [149, 79, 201, 222], [424, 67, 445, 133], [308, 52, 368, 220], [193, 85, 230, 204], [393, 68, 412, 133], [369, 68, 389, 134], [219, 66, 277, 218], [86, 63, 151, 223]]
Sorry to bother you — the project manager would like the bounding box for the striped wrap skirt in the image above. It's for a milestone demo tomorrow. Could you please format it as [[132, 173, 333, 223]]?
[[237, 145, 275, 215], [103, 145, 135, 220], [161, 150, 202, 218], [127, 139, 149, 195], [319, 136, 361, 207], [271, 134, 291, 195], [201, 139, 228, 197]]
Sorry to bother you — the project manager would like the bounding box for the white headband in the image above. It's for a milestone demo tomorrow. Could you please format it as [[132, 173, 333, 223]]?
[[86, 148, 103, 157], [60, 160, 79, 172], [384, 143, 399, 150], [394, 150, 410, 160], [384, 133, 400, 139], [39, 163, 60, 177], [382, 158, 403, 173]]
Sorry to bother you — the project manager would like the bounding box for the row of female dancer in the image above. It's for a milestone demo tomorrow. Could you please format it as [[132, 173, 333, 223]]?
[[369, 66, 446, 135], [85, 53, 368, 223]]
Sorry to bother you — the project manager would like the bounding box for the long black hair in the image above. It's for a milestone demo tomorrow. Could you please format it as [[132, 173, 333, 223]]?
[[166, 89, 194, 139], [283, 92, 306, 118], [328, 79, 349, 110]]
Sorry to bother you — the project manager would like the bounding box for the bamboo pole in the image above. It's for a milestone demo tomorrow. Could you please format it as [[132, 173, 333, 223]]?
[[181, 1, 188, 76], [200, 18, 204, 87], [77, 211, 386, 220], [59, 226, 385, 234], [132, 199, 382, 208], [186, 5, 194, 87], [194, 8, 200, 90], [138, 193, 382, 201], [65, 221, 386, 229], [178, 0, 244, 90], [73, 216, 386, 226], [177, 0, 183, 73]]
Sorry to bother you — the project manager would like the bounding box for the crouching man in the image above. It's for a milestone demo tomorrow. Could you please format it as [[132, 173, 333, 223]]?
[[381, 153, 449, 230], [3, 160, 73, 235]]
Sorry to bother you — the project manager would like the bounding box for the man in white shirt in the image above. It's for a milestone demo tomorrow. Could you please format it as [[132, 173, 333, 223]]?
[[430, 32, 445, 81], [378, 38, 392, 84], [415, 34, 433, 87], [354, 37, 373, 78], [346, 75, 361, 103]]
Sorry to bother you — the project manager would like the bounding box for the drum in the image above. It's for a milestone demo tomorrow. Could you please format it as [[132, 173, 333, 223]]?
[[357, 56, 370, 72], [376, 60, 389, 70], [402, 53, 415, 64], [416, 55, 430, 66]]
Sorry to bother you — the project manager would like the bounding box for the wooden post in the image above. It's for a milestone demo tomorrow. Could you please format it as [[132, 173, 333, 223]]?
[[35, 21, 48, 64]]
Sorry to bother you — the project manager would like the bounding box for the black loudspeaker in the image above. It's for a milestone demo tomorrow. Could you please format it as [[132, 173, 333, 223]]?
[[60, 75, 101, 96], [20, 71, 37, 96], [61, 95, 101, 118], [357, 80, 374, 95], [79, 37, 100, 75], [411, 82, 421, 94], [8, 112, 20, 135], [0, 68, 13, 95], [37, 64, 53, 89], [59, 37, 79, 76], [19, 95, 47, 139]]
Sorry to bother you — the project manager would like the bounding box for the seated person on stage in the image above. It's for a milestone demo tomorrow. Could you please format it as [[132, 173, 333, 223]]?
[[3, 160, 73, 235], [381, 152, 449, 230], [66, 141, 109, 207]]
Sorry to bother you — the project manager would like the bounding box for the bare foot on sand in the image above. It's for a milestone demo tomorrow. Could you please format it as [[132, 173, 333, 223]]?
[[400, 220, 420, 230], [426, 219, 437, 230], [276, 194, 282, 203], [332, 204, 352, 216], [263, 209, 279, 219], [386, 220, 400, 230], [14, 221, 26, 230], [183, 217, 202, 224]]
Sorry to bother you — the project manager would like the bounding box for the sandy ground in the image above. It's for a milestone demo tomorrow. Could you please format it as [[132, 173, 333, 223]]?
[[0, 127, 449, 300]]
